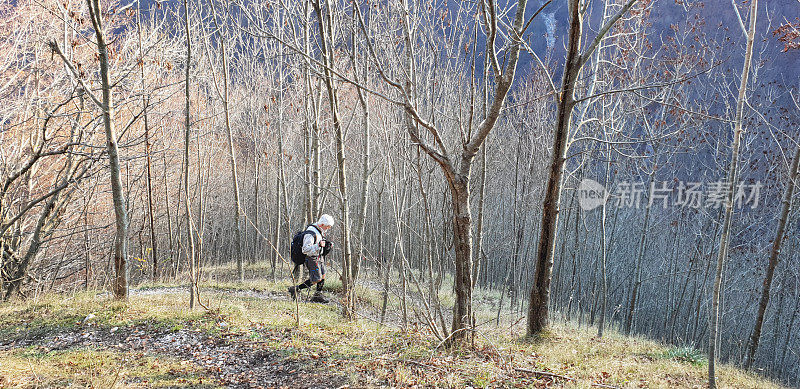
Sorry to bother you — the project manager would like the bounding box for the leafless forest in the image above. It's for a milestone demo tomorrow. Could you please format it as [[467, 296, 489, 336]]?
[[1, 0, 799, 385]]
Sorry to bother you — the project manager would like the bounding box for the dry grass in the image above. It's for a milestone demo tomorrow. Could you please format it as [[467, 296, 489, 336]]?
[[0, 272, 785, 388], [0, 347, 213, 388]]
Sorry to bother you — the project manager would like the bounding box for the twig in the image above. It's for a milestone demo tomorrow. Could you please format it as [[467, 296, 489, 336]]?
[[428, 327, 471, 362], [375, 356, 444, 371], [514, 367, 620, 389]]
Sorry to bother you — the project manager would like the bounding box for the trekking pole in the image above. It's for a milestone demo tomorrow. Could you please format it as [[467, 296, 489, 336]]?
[[238, 206, 300, 328]]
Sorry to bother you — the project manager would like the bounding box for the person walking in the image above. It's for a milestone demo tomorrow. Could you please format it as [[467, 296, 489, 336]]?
[[288, 214, 334, 303]]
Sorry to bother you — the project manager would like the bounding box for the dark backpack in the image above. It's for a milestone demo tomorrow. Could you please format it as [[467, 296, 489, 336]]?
[[290, 225, 321, 266]]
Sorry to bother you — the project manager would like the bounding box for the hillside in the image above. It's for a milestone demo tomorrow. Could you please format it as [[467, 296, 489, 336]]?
[[0, 265, 782, 388]]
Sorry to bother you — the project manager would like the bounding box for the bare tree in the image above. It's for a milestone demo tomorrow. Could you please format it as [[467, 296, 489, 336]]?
[[708, 0, 758, 386], [182, 0, 199, 308], [136, 0, 159, 282], [527, 0, 639, 336], [744, 113, 800, 369], [354, 0, 540, 343], [207, 0, 244, 282], [311, 0, 355, 315], [50, 0, 131, 300]]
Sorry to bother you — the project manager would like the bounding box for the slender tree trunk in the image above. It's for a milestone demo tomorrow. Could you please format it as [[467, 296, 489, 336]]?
[[527, 0, 638, 337], [196, 128, 207, 274], [84, 191, 91, 290], [253, 158, 260, 263], [625, 175, 653, 335], [597, 143, 611, 338], [709, 1, 757, 386], [271, 176, 281, 281], [473, 146, 487, 289], [85, 0, 128, 300], [302, 1, 315, 225], [162, 153, 175, 278], [352, 13, 371, 280], [182, 0, 197, 308], [275, 6, 292, 280], [744, 140, 799, 369], [209, 0, 244, 282], [136, 1, 158, 282], [527, 0, 581, 336], [313, 0, 354, 314]]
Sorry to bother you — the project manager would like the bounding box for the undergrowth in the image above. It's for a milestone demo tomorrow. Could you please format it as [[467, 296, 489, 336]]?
[[0, 263, 784, 388]]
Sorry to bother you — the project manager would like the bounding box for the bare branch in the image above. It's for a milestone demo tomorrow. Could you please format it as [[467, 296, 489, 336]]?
[[48, 41, 102, 108], [579, 0, 639, 67]]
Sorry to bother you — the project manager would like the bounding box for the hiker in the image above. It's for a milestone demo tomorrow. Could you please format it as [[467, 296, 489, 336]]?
[[288, 214, 334, 303]]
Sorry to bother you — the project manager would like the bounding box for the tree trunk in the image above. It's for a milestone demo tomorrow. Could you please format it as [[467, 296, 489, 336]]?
[[709, 1, 757, 387], [626, 174, 654, 334], [183, 0, 198, 308], [209, 0, 244, 282], [271, 176, 281, 281], [136, 0, 158, 282], [302, 1, 316, 225], [162, 153, 175, 279], [527, 0, 638, 337], [472, 146, 487, 289], [449, 175, 473, 340], [352, 13, 371, 280], [527, 0, 581, 336], [313, 0, 354, 314], [86, 0, 128, 300], [743, 140, 799, 369], [597, 143, 611, 338]]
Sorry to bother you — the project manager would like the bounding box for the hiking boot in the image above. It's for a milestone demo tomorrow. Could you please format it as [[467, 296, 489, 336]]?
[[310, 292, 329, 303], [287, 286, 297, 300]]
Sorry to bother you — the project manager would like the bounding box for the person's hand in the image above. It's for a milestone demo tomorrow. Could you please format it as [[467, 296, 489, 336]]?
[[321, 240, 333, 256]]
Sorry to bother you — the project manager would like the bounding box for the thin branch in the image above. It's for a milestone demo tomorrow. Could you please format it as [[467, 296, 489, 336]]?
[[515, 368, 620, 389], [572, 62, 718, 105], [730, 0, 749, 39], [48, 41, 102, 108], [579, 0, 639, 67]]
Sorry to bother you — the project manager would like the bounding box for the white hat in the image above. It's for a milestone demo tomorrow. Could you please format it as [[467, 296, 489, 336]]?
[[317, 214, 334, 227]]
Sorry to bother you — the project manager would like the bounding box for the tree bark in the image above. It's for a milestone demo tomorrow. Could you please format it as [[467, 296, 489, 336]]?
[[448, 174, 473, 339], [709, 1, 757, 386], [743, 140, 799, 369], [527, 0, 581, 336], [87, 0, 129, 300], [136, 0, 159, 282], [351, 9, 371, 281], [313, 0, 355, 315], [182, 0, 198, 308], [473, 145, 487, 289]]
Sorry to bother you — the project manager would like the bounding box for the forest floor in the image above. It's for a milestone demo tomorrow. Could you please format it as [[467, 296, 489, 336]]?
[[0, 263, 784, 388]]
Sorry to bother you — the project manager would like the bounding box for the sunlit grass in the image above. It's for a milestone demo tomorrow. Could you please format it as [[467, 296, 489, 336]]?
[[0, 347, 216, 388], [0, 261, 786, 388]]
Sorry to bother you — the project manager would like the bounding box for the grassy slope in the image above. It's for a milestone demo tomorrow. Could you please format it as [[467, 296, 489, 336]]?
[[0, 264, 782, 388]]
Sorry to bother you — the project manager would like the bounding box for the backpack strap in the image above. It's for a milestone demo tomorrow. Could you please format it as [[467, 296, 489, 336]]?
[[308, 224, 324, 241]]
